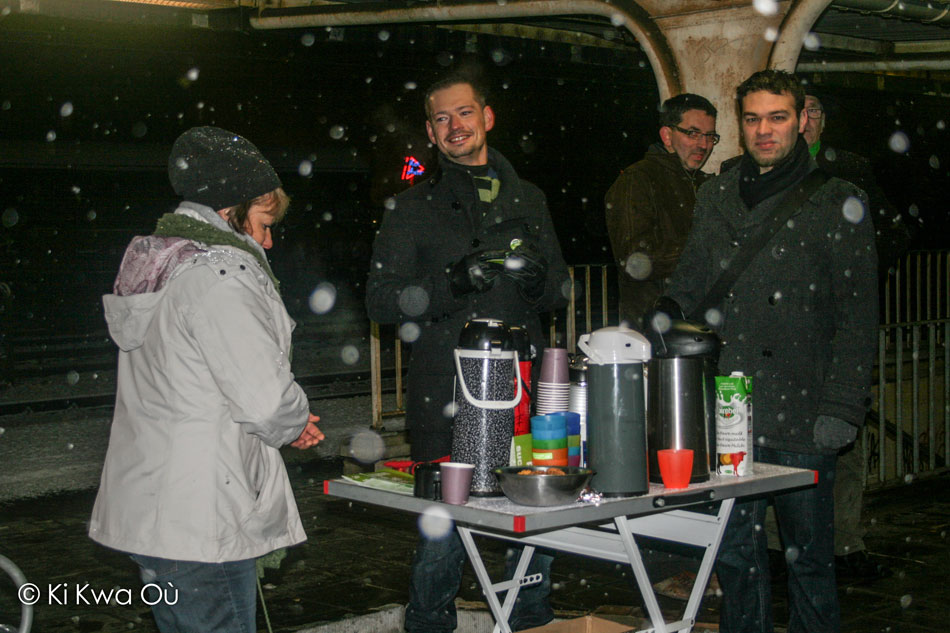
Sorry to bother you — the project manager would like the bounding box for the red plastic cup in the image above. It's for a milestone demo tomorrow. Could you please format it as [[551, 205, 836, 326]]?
[[657, 448, 694, 489]]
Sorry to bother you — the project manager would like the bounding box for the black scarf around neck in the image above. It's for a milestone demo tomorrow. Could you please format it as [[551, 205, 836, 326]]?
[[738, 136, 811, 208]]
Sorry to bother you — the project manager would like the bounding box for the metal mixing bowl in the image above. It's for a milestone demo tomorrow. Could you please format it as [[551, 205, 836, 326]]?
[[493, 466, 594, 507]]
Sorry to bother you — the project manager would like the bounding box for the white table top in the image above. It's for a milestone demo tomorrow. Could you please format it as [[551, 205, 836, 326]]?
[[324, 462, 815, 533]]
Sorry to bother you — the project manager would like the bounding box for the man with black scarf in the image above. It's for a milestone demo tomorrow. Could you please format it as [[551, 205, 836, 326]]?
[[665, 70, 878, 633]]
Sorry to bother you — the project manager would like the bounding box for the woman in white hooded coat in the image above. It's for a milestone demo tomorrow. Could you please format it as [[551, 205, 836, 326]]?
[[89, 126, 324, 633]]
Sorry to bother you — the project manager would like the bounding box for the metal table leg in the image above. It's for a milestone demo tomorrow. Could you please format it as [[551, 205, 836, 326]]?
[[681, 499, 733, 627], [613, 515, 668, 631], [613, 498, 735, 633], [459, 498, 736, 633], [457, 526, 543, 633]]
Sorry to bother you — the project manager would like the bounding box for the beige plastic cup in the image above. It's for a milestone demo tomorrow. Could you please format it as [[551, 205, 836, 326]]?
[[440, 462, 475, 505]]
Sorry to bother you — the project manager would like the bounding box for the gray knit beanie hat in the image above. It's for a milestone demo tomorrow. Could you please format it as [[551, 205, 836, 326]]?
[[168, 126, 282, 210]]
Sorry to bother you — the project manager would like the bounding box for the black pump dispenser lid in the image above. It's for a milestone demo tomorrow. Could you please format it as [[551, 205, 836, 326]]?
[[458, 318, 513, 351], [646, 319, 721, 360]]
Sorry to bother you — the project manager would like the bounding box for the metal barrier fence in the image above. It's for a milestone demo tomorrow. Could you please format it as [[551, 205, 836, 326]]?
[[883, 250, 950, 326], [871, 321, 949, 487], [869, 250, 950, 486], [368, 254, 950, 488], [545, 264, 619, 353]]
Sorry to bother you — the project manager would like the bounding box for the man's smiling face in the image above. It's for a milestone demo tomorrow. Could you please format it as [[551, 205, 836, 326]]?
[[425, 82, 494, 167]]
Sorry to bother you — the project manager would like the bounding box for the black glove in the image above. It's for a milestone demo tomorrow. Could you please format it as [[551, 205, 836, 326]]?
[[446, 250, 506, 297], [813, 415, 858, 450], [502, 246, 547, 302]]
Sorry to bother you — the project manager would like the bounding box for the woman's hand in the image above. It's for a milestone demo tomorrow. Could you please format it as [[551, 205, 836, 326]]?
[[291, 413, 325, 449]]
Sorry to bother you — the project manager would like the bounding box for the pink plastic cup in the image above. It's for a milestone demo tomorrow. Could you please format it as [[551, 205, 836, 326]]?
[[657, 448, 694, 489], [539, 348, 569, 384], [440, 462, 475, 505]]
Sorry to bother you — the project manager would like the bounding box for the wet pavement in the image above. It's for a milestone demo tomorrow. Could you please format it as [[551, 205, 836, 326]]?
[[1, 452, 948, 633]]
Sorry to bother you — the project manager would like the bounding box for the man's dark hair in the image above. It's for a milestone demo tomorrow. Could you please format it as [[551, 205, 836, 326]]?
[[736, 69, 805, 114], [424, 71, 488, 119], [658, 93, 717, 128]]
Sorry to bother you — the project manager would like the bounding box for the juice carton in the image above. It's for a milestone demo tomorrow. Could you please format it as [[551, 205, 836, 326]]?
[[715, 372, 753, 476]]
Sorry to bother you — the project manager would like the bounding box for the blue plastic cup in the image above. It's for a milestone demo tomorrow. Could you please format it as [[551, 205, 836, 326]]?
[[563, 411, 581, 436], [532, 428, 569, 442], [531, 413, 568, 436]]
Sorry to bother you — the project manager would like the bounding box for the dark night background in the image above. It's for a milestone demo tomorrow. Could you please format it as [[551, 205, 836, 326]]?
[[1, 11, 948, 341]]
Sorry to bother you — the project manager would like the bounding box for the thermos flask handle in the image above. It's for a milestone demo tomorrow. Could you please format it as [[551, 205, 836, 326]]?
[[453, 350, 523, 410], [577, 334, 599, 365]]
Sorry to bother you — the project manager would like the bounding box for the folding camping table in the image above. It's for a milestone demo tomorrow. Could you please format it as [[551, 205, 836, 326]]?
[[324, 463, 816, 633]]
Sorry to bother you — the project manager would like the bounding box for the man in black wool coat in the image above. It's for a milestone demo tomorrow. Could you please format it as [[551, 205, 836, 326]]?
[[666, 70, 878, 633]]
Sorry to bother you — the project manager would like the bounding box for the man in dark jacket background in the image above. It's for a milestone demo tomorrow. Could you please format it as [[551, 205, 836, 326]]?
[[604, 93, 718, 327], [366, 69, 569, 633], [667, 70, 878, 633], [803, 91, 914, 276], [803, 90, 905, 578]]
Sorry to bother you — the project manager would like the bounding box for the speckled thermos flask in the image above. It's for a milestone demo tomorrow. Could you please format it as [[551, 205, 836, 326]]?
[[577, 326, 652, 497], [451, 319, 523, 496]]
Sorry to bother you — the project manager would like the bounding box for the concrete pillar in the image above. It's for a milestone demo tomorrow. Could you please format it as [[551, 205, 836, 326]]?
[[649, 3, 792, 170], [771, 0, 836, 71]]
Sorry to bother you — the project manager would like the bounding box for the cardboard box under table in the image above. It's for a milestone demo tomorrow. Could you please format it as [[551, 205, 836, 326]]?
[[517, 615, 635, 632], [324, 463, 816, 633]]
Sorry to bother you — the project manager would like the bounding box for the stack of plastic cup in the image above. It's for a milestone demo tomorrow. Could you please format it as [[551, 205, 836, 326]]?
[[564, 411, 582, 467], [531, 413, 568, 466], [536, 348, 570, 414]]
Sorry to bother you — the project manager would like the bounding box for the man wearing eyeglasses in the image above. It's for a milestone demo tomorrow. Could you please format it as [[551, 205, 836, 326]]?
[[604, 93, 718, 327]]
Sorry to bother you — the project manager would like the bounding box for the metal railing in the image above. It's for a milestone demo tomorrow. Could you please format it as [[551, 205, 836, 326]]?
[[368, 254, 950, 488], [869, 251, 950, 486], [883, 250, 950, 326], [870, 250, 950, 485], [546, 264, 618, 353], [871, 321, 949, 487]]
